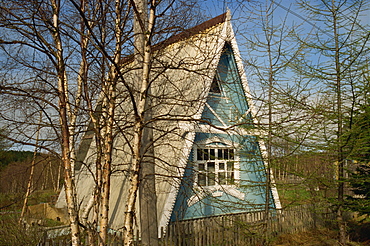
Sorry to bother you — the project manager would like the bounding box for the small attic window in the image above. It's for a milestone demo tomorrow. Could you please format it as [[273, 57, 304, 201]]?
[[210, 76, 221, 94]]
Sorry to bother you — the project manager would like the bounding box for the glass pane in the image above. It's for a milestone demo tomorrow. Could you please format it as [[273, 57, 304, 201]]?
[[204, 149, 209, 160], [217, 149, 223, 159], [219, 172, 226, 185], [210, 149, 215, 160], [224, 149, 229, 160], [219, 162, 225, 170], [210, 77, 221, 93], [197, 149, 203, 161], [229, 149, 234, 160], [208, 173, 215, 186], [198, 173, 206, 186], [227, 161, 234, 171], [198, 163, 205, 171], [229, 172, 235, 184], [207, 162, 215, 172]]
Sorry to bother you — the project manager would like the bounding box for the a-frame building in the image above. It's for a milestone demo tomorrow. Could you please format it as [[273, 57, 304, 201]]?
[[56, 11, 281, 234]]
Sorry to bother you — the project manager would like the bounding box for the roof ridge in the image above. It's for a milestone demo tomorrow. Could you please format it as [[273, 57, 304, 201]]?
[[152, 12, 227, 51], [122, 13, 227, 64]]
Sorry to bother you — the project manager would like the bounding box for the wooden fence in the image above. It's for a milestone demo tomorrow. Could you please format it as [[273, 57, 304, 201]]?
[[39, 204, 336, 246], [159, 204, 335, 246]]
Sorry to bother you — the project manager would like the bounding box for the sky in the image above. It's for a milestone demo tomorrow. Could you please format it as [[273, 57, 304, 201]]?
[[197, 0, 369, 84], [6, 0, 370, 152]]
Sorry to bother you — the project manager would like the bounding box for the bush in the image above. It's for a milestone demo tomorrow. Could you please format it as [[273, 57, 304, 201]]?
[[0, 213, 43, 246]]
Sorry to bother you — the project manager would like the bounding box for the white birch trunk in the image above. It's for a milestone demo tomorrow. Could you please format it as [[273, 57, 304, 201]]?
[[123, 1, 158, 245], [98, 0, 122, 244], [50, 0, 80, 245]]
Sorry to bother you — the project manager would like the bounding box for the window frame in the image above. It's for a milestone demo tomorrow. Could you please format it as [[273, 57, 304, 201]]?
[[194, 143, 240, 188]]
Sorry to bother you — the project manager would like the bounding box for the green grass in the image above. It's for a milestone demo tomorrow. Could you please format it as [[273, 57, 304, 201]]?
[[277, 182, 331, 207], [43, 218, 65, 227], [0, 192, 23, 211], [28, 189, 58, 205], [0, 189, 58, 212]]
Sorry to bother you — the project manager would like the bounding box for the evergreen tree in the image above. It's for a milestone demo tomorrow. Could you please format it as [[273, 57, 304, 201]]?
[[345, 103, 370, 162], [346, 164, 370, 215], [345, 103, 370, 216]]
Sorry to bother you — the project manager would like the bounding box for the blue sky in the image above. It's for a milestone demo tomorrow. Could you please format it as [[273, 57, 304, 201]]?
[[198, 0, 369, 84], [7, 0, 369, 152]]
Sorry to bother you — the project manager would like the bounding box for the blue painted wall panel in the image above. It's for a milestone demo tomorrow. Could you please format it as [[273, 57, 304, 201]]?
[[170, 44, 274, 222]]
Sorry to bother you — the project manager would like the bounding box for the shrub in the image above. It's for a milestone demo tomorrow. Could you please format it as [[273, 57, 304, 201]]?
[[0, 213, 43, 246]]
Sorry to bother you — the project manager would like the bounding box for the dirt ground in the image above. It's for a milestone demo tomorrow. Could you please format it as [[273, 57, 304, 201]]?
[[271, 228, 370, 246]]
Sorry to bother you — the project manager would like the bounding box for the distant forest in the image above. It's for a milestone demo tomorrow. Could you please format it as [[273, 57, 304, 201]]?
[[0, 150, 62, 194], [0, 150, 34, 169]]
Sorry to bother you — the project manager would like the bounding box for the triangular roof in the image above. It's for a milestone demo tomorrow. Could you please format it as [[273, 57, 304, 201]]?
[[56, 11, 280, 234]]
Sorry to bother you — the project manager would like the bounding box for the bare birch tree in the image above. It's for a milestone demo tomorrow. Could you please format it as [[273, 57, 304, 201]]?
[[0, 1, 82, 243], [1, 1, 202, 245]]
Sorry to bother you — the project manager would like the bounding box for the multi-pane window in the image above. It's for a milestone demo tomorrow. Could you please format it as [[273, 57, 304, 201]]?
[[196, 147, 236, 186]]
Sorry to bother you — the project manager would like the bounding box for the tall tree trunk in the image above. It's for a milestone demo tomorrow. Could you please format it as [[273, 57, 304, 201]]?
[[19, 112, 42, 224], [330, 1, 346, 243], [136, 1, 158, 245], [123, 1, 158, 245], [139, 90, 158, 246], [123, 124, 142, 246], [56, 159, 61, 192], [51, 0, 80, 244], [98, 0, 122, 244]]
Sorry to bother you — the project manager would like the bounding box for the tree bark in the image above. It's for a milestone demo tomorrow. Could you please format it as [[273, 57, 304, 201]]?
[[123, 1, 159, 245], [51, 0, 81, 244]]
